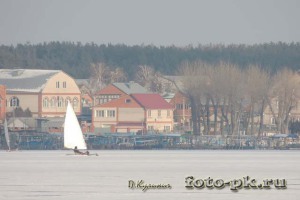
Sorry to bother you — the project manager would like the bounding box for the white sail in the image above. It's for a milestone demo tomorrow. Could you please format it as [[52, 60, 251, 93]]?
[[64, 102, 87, 150], [4, 118, 11, 151]]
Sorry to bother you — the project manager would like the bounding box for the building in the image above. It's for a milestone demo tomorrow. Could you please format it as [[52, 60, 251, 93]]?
[[132, 94, 174, 132], [158, 75, 185, 93], [94, 82, 148, 105], [75, 79, 93, 107], [0, 85, 6, 122], [7, 117, 36, 131], [93, 94, 144, 133], [263, 97, 300, 135], [93, 93, 174, 133], [168, 91, 192, 131], [0, 69, 81, 118]]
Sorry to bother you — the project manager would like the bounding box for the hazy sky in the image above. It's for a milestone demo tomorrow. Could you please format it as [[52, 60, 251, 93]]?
[[0, 0, 299, 46]]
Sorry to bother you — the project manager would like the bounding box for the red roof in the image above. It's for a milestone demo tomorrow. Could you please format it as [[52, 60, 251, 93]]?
[[131, 94, 173, 109], [95, 84, 124, 95]]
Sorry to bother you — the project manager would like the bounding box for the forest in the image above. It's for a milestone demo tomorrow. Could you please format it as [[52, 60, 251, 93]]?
[[0, 42, 300, 79]]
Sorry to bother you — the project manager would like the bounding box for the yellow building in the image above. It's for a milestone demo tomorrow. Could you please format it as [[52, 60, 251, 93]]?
[[0, 69, 81, 117]]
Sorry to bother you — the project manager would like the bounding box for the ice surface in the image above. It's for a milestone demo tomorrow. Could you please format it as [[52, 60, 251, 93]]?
[[0, 150, 299, 200]]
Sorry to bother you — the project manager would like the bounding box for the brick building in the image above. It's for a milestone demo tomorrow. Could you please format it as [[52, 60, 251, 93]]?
[[0, 85, 6, 122]]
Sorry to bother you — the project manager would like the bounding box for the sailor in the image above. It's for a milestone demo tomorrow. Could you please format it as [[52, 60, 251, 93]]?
[[73, 146, 81, 155]]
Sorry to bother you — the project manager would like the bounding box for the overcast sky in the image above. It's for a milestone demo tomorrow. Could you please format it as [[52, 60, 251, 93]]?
[[0, 0, 299, 46]]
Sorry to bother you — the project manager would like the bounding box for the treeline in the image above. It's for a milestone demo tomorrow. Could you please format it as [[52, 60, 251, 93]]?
[[0, 42, 300, 79]]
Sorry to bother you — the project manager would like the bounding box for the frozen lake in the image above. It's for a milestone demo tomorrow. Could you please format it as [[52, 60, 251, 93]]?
[[0, 150, 299, 200]]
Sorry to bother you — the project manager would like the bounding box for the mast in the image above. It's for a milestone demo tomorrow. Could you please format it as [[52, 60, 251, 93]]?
[[4, 118, 11, 151]]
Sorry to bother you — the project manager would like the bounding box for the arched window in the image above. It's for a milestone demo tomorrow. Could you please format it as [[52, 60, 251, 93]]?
[[73, 97, 79, 108], [50, 97, 56, 108], [65, 97, 71, 106], [43, 97, 49, 108], [58, 97, 64, 108], [10, 97, 19, 107]]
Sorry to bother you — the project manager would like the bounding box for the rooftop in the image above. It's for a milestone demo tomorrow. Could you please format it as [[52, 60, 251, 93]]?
[[113, 82, 149, 94], [131, 94, 173, 109], [0, 69, 61, 92]]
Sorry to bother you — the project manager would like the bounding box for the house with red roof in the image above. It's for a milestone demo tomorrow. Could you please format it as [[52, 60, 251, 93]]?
[[131, 94, 173, 132], [92, 93, 173, 133]]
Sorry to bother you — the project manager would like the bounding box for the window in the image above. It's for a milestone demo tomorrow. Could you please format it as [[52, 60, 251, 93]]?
[[56, 81, 60, 88], [95, 110, 115, 117], [63, 81, 67, 88], [148, 126, 154, 131], [10, 97, 19, 107], [271, 117, 276, 125], [95, 110, 105, 117], [167, 110, 171, 117], [158, 110, 161, 117], [148, 110, 152, 117], [65, 97, 71, 106], [43, 98, 49, 108], [176, 104, 183, 109], [73, 97, 79, 108], [58, 97, 64, 107], [107, 110, 115, 117], [164, 126, 170, 131], [50, 97, 56, 107], [125, 99, 131, 103]]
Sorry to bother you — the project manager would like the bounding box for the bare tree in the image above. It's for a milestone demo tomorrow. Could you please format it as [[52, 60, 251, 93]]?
[[89, 62, 111, 94], [218, 62, 244, 135], [110, 67, 128, 83], [180, 61, 245, 136], [135, 65, 163, 92], [243, 65, 270, 136], [267, 68, 299, 133], [179, 60, 213, 135]]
